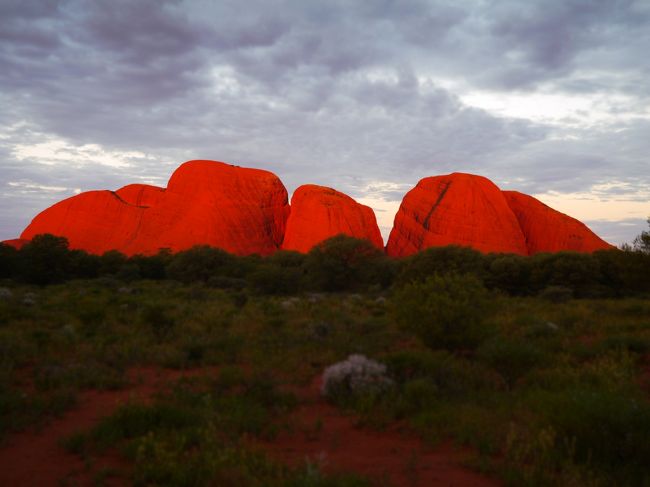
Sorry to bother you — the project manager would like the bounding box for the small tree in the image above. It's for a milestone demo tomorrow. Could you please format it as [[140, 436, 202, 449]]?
[[631, 217, 650, 254], [304, 234, 389, 291], [20, 234, 71, 284]]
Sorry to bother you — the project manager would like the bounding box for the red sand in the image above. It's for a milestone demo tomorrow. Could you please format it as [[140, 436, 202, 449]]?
[[257, 376, 501, 487], [0, 368, 500, 486], [0, 368, 204, 486]]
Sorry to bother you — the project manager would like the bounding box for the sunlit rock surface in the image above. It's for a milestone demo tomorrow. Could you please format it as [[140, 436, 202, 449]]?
[[20, 160, 290, 256], [503, 191, 614, 254], [282, 184, 383, 252], [386, 173, 529, 257]]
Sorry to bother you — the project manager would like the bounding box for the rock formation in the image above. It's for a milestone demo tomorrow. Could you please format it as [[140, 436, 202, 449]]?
[[386, 172, 613, 257], [9, 162, 614, 257], [386, 173, 529, 257], [282, 184, 383, 252], [20, 160, 290, 256], [503, 191, 613, 254]]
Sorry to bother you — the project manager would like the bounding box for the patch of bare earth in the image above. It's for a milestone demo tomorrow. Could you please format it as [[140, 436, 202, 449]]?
[[257, 376, 502, 487], [0, 368, 501, 486], [0, 367, 201, 486]]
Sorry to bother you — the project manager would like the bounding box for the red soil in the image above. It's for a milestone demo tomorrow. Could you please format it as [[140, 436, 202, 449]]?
[[0, 367, 203, 486], [258, 376, 501, 487], [0, 368, 500, 486]]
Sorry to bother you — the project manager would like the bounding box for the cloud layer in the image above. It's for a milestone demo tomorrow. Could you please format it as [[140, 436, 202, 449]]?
[[1, 0, 649, 244]]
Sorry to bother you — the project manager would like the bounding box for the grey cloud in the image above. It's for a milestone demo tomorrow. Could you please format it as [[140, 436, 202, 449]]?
[[0, 0, 649, 245]]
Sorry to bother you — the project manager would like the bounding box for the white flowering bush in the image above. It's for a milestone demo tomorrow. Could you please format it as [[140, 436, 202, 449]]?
[[321, 354, 394, 401]]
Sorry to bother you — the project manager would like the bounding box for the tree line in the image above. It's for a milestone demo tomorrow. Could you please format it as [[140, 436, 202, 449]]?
[[1, 229, 649, 297]]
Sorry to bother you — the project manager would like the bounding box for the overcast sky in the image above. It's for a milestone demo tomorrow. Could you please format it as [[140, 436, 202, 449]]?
[[1, 0, 649, 245]]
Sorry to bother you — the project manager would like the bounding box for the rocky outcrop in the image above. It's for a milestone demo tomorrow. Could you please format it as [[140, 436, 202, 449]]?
[[282, 184, 383, 252], [386, 173, 529, 257], [20, 190, 147, 255], [20, 160, 290, 256], [10, 162, 614, 257], [503, 191, 614, 254]]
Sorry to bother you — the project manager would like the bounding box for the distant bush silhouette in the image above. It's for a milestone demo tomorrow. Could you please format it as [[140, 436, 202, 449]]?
[[3, 233, 649, 297], [304, 234, 390, 291], [20, 234, 72, 285], [397, 245, 486, 284], [166, 246, 241, 284]]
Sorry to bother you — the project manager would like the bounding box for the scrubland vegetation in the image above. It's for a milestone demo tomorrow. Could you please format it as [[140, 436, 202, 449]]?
[[0, 231, 649, 486]]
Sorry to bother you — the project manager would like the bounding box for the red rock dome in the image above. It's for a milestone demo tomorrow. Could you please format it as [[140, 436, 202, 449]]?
[[503, 191, 613, 254], [386, 173, 528, 257], [20, 160, 290, 256], [10, 162, 614, 257], [282, 184, 384, 253]]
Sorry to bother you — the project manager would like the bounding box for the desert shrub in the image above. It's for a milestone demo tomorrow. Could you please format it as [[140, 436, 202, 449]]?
[[385, 349, 502, 399], [249, 264, 303, 295], [19, 234, 71, 285], [597, 248, 650, 296], [129, 251, 170, 280], [249, 251, 305, 295], [477, 337, 546, 387], [538, 285, 573, 303], [141, 304, 176, 340], [397, 245, 486, 284], [597, 334, 650, 355], [167, 246, 242, 284], [0, 243, 19, 279], [321, 354, 394, 403], [484, 254, 532, 295], [534, 388, 650, 483], [392, 273, 494, 351], [98, 250, 128, 276], [630, 216, 650, 253], [67, 250, 100, 279], [304, 235, 390, 291], [529, 252, 603, 297]]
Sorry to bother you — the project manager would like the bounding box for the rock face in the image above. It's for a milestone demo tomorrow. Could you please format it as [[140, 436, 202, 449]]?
[[386, 172, 613, 257], [20, 160, 290, 256], [11, 162, 614, 257], [386, 173, 529, 257], [115, 184, 165, 207], [503, 191, 613, 254], [282, 184, 383, 252]]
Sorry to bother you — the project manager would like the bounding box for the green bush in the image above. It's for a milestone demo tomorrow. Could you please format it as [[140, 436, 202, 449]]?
[[397, 245, 486, 284], [538, 285, 573, 303], [535, 388, 650, 483], [167, 246, 242, 284], [392, 273, 494, 351], [19, 234, 71, 285], [0, 243, 19, 279], [477, 337, 546, 387], [304, 235, 390, 291]]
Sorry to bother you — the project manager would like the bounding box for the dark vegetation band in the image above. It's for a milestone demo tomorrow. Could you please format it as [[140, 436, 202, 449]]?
[[2, 232, 649, 297]]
